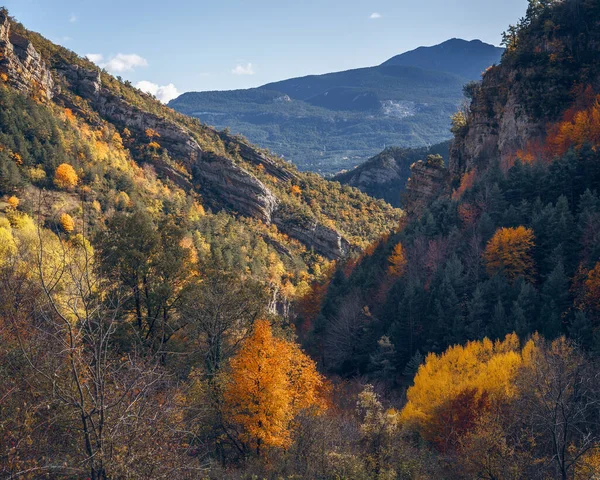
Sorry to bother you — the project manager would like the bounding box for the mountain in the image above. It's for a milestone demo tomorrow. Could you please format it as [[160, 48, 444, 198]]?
[[333, 141, 450, 207], [169, 39, 503, 174], [381, 38, 505, 79]]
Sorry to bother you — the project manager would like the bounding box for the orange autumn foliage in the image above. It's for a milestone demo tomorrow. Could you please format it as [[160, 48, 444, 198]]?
[[290, 185, 302, 195], [54, 163, 78, 190], [452, 169, 476, 200], [583, 262, 600, 317], [484, 226, 536, 282], [6, 196, 19, 208], [546, 93, 600, 158], [387, 242, 407, 278], [224, 320, 326, 453]]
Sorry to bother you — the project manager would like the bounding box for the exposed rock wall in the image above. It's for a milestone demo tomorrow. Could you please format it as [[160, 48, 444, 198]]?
[[449, 68, 545, 177], [0, 11, 53, 99], [56, 63, 349, 257], [57, 63, 278, 223], [273, 215, 350, 260], [403, 157, 451, 216]]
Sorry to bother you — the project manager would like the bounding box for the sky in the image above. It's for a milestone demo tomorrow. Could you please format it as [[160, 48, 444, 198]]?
[[4, 0, 529, 102]]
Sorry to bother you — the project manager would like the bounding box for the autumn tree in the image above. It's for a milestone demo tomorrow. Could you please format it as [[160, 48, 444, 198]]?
[[400, 334, 528, 449], [60, 213, 74, 233], [387, 242, 407, 278], [223, 319, 325, 456], [484, 226, 536, 282], [6, 195, 18, 208], [582, 262, 600, 320], [53, 163, 78, 189]]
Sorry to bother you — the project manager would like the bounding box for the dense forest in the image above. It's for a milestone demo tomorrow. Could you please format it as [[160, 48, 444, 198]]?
[[2, 0, 600, 479]]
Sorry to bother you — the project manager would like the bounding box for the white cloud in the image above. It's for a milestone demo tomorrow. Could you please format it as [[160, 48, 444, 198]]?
[[231, 63, 255, 75], [85, 53, 148, 73], [69, 13, 77, 23], [104, 54, 148, 73], [85, 53, 104, 64], [135, 80, 180, 103], [369, 12, 382, 19]]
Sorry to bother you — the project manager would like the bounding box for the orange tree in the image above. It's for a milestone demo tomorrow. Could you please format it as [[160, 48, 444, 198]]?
[[223, 319, 326, 456]]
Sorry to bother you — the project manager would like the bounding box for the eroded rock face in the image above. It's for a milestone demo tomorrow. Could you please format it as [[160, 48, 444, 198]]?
[[0, 12, 54, 99], [449, 68, 545, 177], [53, 63, 349, 257], [57, 63, 278, 223], [219, 132, 298, 183], [403, 158, 451, 216], [194, 153, 279, 223], [274, 215, 350, 260]]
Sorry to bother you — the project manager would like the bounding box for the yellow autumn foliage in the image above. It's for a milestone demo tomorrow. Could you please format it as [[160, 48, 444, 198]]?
[[401, 333, 534, 432]]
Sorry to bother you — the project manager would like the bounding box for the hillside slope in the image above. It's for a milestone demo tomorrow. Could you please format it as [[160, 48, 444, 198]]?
[[169, 39, 502, 174], [0, 8, 401, 272]]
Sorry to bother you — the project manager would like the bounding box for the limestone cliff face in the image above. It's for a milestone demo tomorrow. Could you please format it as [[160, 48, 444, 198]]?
[[0, 16, 352, 260], [403, 157, 451, 216], [55, 63, 349, 258], [334, 143, 450, 207], [449, 67, 545, 177], [0, 11, 53, 99], [57, 63, 279, 224], [273, 214, 350, 260]]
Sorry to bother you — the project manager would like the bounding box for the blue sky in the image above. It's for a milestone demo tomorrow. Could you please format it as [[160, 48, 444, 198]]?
[[4, 0, 528, 102]]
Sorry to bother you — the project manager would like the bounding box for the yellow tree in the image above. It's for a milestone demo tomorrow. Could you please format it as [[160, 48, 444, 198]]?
[[484, 226, 535, 282], [59, 213, 75, 233], [400, 333, 533, 449], [224, 319, 325, 455]]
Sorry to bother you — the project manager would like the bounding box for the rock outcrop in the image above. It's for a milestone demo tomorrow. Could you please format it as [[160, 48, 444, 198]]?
[[0, 11, 53, 99], [57, 63, 279, 224], [274, 215, 350, 260], [403, 155, 451, 216], [449, 67, 545, 177], [219, 132, 298, 183], [334, 143, 450, 207]]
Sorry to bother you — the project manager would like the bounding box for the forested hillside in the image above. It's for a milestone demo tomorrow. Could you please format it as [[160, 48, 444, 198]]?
[[0, 7, 402, 478], [297, 0, 600, 477]]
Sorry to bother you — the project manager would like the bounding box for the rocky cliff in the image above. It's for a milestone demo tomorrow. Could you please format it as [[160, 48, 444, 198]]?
[[449, 67, 545, 177], [0, 11, 407, 260], [0, 11, 53, 99], [403, 155, 451, 216]]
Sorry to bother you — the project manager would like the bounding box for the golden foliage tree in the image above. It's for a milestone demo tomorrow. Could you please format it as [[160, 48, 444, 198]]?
[[484, 226, 536, 282], [60, 213, 75, 233], [583, 262, 600, 318], [54, 163, 78, 189], [400, 334, 532, 449], [387, 242, 407, 278], [224, 319, 325, 455]]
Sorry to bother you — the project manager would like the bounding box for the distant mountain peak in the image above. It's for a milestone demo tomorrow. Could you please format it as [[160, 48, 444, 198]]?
[[381, 38, 504, 80]]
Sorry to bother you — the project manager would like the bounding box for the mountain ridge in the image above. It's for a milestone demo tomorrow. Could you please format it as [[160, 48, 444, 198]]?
[[169, 39, 503, 173]]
